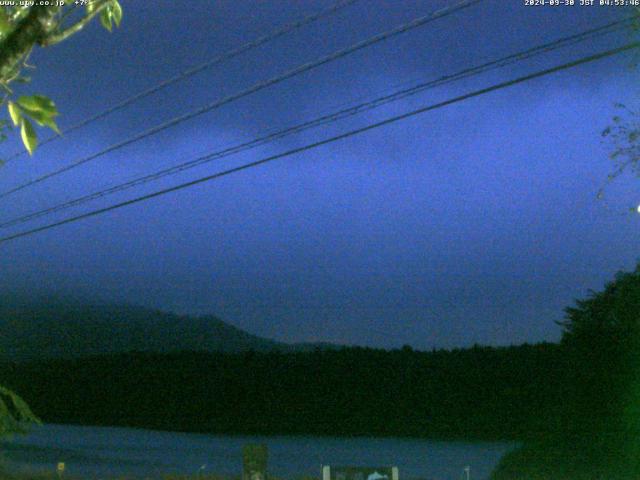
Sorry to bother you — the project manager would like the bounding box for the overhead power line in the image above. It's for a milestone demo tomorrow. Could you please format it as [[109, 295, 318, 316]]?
[[1, 41, 637, 244], [0, 17, 632, 230], [2, 0, 361, 164], [0, 0, 482, 200]]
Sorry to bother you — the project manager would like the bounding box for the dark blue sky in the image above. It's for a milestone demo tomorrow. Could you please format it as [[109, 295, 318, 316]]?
[[1, 0, 639, 349]]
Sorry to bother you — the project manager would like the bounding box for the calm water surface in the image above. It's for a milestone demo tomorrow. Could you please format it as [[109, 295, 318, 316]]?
[[1, 424, 516, 480]]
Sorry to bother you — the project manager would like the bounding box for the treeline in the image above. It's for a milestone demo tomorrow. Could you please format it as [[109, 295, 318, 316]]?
[[491, 264, 640, 479], [0, 343, 567, 440]]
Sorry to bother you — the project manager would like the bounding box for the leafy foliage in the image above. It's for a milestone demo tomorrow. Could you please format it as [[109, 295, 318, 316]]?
[[0, 0, 123, 157], [558, 265, 640, 438], [99, 1, 123, 32], [492, 265, 640, 479], [6, 95, 60, 155], [598, 8, 640, 206], [599, 104, 640, 207], [559, 265, 640, 348], [0, 385, 40, 437]]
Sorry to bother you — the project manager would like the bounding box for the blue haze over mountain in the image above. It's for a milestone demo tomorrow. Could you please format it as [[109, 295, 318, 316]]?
[[0, 300, 338, 360]]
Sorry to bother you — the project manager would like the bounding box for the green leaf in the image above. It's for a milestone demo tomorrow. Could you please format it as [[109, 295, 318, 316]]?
[[16, 95, 60, 135], [20, 108, 60, 134], [7, 101, 21, 126], [46, 118, 60, 135], [20, 118, 37, 156], [100, 8, 112, 32], [17, 95, 57, 116], [111, 1, 123, 27], [20, 108, 48, 126], [0, 9, 11, 37], [0, 385, 40, 432]]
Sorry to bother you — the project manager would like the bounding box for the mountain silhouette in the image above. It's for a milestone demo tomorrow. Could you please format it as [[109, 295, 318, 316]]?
[[0, 300, 331, 360]]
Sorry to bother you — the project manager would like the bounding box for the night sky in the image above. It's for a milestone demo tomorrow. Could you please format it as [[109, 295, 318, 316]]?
[[0, 0, 639, 349]]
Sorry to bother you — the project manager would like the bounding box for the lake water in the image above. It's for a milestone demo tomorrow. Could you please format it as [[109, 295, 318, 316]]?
[[1, 424, 516, 480]]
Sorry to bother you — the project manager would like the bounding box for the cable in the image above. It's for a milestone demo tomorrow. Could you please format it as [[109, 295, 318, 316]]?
[[1, 0, 361, 164], [0, 0, 482, 200], [1, 41, 636, 244], [0, 17, 632, 229]]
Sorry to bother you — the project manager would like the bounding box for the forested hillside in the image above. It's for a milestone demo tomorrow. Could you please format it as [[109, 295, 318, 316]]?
[[0, 301, 292, 360], [0, 343, 564, 440]]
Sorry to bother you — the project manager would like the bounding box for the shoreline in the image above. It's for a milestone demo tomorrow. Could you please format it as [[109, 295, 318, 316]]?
[[11, 421, 528, 445]]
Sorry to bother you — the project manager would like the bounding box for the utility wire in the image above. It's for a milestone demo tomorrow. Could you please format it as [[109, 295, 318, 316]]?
[[1, 0, 360, 164], [0, 17, 632, 230], [1, 41, 637, 244], [0, 0, 482, 200]]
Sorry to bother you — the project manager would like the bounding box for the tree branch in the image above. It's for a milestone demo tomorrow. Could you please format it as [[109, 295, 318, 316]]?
[[10, 6, 31, 24], [41, 1, 111, 47], [0, 6, 59, 83]]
